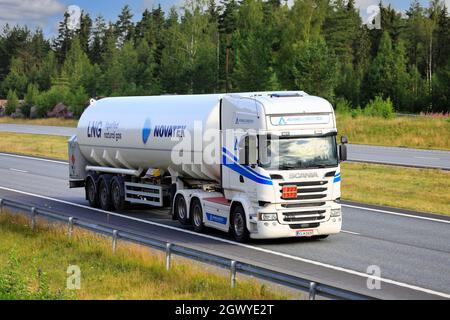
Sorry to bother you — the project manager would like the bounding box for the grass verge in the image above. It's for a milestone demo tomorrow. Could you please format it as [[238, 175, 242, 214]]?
[[0, 132, 448, 215], [336, 114, 450, 150], [0, 132, 68, 160], [0, 213, 289, 300], [341, 162, 450, 215], [0, 117, 78, 127]]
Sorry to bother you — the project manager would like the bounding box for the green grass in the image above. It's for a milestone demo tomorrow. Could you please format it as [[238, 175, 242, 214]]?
[[0, 117, 78, 127], [337, 114, 450, 150], [0, 213, 290, 300], [341, 162, 450, 215], [0, 132, 68, 160]]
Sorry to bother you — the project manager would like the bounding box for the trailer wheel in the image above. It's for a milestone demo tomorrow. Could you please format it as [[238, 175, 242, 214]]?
[[86, 176, 99, 208], [111, 176, 126, 211], [231, 205, 249, 243], [174, 194, 189, 225], [99, 175, 112, 211], [190, 198, 204, 233]]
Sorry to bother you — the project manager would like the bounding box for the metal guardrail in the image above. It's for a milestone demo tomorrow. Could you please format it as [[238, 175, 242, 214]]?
[[0, 197, 376, 300]]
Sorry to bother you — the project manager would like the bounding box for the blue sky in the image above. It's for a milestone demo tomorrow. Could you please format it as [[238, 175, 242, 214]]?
[[0, 0, 442, 39]]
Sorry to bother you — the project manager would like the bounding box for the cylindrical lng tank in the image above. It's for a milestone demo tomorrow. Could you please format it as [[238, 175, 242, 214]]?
[[77, 94, 224, 181]]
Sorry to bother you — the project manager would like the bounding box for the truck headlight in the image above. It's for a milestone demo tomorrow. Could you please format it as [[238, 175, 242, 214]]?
[[330, 208, 341, 217], [259, 213, 277, 221]]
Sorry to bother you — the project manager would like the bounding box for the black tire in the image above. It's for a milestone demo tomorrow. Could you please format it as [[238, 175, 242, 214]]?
[[85, 176, 99, 208], [110, 176, 126, 211], [99, 175, 112, 211], [174, 194, 189, 225], [231, 205, 250, 243], [190, 198, 204, 233]]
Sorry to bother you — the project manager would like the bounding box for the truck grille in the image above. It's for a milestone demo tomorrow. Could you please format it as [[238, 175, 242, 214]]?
[[279, 181, 328, 201], [282, 210, 326, 223]]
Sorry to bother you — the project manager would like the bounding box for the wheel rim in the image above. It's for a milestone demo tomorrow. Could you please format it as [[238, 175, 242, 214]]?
[[100, 183, 108, 207], [193, 204, 202, 227], [88, 180, 96, 202], [177, 197, 187, 220], [112, 183, 120, 209], [233, 212, 244, 237]]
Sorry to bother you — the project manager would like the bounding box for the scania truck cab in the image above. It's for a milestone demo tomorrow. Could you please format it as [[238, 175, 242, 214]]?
[[173, 92, 347, 241], [69, 91, 347, 242]]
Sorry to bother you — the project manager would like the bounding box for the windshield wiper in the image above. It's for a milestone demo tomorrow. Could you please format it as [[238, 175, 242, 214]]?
[[279, 164, 298, 170]]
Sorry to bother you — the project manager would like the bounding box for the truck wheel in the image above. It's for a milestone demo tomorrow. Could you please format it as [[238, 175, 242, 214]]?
[[86, 176, 99, 208], [99, 176, 112, 211], [231, 205, 249, 243], [190, 198, 204, 233], [111, 176, 126, 211], [174, 194, 189, 225]]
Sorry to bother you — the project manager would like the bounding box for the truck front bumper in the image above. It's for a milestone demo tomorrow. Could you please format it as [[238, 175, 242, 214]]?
[[249, 216, 342, 240]]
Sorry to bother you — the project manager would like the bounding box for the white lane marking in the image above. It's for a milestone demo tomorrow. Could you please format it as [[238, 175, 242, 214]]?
[[9, 168, 28, 173], [341, 230, 361, 235], [342, 204, 450, 224], [0, 185, 449, 299], [414, 156, 440, 160], [0, 152, 67, 165]]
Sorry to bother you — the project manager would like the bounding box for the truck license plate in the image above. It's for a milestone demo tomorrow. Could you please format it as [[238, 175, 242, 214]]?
[[296, 230, 314, 237]]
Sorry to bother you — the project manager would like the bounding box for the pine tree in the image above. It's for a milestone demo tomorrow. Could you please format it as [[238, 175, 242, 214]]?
[[36, 51, 58, 92], [90, 15, 107, 65], [78, 11, 92, 55], [364, 31, 396, 103], [290, 38, 337, 100], [115, 5, 135, 47], [54, 11, 74, 64], [218, 0, 238, 92], [392, 40, 409, 111], [232, 0, 279, 91]]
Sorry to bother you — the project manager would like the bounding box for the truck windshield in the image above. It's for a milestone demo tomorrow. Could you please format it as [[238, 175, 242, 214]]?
[[259, 135, 338, 170]]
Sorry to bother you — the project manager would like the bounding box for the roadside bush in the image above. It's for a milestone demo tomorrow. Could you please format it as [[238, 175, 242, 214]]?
[[335, 98, 352, 115], [363, 96, 394, 119], [35, 85, 69, 117], [65, 86, 89, 117], [5, 89, 19, 115], [351, 106, 362, 118], [21, 83, 40, 118]]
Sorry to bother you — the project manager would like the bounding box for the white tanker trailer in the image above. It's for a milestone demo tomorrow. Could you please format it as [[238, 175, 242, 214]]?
[[69, 92, 348, 241]]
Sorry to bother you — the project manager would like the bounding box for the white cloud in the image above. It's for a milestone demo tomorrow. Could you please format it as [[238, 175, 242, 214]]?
[[0, 0, 65, 30]]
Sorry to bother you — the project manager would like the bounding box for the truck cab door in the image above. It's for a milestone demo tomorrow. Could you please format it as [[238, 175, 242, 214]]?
[[225, 134, 258, 201]]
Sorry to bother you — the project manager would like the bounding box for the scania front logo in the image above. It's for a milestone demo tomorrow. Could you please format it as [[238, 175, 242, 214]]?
[[289, 172, 319, 179]]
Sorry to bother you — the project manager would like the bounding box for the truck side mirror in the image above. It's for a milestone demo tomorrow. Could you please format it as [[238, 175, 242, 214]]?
[[339, 144, 348, 162], [341, 135, 348, 144]]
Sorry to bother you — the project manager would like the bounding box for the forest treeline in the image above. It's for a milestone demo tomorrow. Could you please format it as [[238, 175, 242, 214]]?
[[0, 0, 450, 118]]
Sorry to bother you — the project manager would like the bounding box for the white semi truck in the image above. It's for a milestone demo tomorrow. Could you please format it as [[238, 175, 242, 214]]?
[[69, 92, 348, 242]]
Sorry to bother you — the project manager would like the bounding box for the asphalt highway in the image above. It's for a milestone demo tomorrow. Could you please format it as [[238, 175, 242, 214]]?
[[1, 123, 448, 170], [0, 152, 449, 299]]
